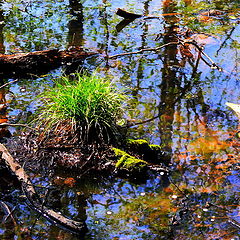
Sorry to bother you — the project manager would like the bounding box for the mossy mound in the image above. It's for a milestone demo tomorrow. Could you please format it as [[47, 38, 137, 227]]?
[[127, 139, 149, 145], [111, 139, 169, 177], [112, 148, 148, 174], [125, 139, 166, 164]]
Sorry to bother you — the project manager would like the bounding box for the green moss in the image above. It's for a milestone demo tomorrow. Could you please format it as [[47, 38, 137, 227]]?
[[125, 139, 163, 164], [116, 155, 148, 170], [127, 139, 148, 145], [112, 148, 148, 172], [112, 147, 127, 157], [149, 144, 162, 151]]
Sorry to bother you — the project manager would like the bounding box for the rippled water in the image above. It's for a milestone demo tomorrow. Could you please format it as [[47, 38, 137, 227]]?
[[0, 0, 239, 239]]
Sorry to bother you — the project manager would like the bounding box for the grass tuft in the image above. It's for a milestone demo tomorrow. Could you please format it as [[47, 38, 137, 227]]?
[[36, 72, 127, 143]]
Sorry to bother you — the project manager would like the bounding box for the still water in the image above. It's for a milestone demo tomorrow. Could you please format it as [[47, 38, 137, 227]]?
[[0, 0, 239, 239]]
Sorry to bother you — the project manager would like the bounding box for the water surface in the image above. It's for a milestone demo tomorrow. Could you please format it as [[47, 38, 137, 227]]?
[[0, 0, 239, 239]]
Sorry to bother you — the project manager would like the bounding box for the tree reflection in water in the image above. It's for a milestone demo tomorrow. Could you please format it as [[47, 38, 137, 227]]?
[[0, 0, 239, 239]]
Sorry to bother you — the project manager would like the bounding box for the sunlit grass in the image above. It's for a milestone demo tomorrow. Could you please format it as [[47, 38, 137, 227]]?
[[36, 72, 127, 143]]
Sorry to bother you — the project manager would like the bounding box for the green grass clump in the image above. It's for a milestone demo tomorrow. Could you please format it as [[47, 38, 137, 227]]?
[[37, 72, 126, 143]]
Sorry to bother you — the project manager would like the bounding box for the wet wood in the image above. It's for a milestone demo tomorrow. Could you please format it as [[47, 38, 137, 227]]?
[[0, 143, 87, 235], [0, 47, 97, 77], [116, 8, 142, 19], [0, 200, 17, 225]]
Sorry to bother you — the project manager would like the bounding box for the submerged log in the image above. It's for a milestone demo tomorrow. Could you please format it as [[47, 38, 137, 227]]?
[[0, 143, 87, 235], [0, 47, 97, 77]]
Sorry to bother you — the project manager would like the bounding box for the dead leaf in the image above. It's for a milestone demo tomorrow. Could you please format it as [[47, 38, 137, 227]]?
[[64, 177, 76, 187], [226, 102, 240, 119]]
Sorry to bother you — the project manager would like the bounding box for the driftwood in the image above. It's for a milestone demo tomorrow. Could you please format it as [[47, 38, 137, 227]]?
[[115, 8, 144, 32], [0, 47, 97, 77], [0, 143, 87, 235]]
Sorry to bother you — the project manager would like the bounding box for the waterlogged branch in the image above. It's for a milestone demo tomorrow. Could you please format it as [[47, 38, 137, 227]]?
[[116, 8, 227, 20], [116, 8, 182, 20], [183, 40, 223, 71], [108, 41, 179, 59], [0, 79, 19, 89], [109, 39, 223, 71], [116, 8, 142, 19], [0, 48, 97, 78], [0, 143, 87, 235]]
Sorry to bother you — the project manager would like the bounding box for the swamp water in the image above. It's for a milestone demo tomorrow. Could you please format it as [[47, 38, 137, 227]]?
[[0, 0, 239, 239]]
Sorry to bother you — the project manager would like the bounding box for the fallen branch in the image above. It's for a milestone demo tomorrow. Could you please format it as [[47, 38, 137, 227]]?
[[116, 18, 136, 32], [184, 40, 223, 71], [0, 143, 87, 234], [116, 8, 180, 20], [116, 8, 142, 19], [109, 39, 223, 71], [0, 47, 97, 78], [116, 8, 227, 20]]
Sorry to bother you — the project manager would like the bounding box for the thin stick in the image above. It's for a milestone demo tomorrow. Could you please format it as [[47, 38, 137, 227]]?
[[184, 40, 223, 71], [0, 201, 17, 225], [108, 41, 179, 59], [109, 40, 222, 71], [126, 115, 159, 127], [228, 219, 240, 230], [0, 79, 19, 89]]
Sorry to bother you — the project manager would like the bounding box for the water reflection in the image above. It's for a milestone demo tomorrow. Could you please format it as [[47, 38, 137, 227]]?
[[0, 0, 239, 239]]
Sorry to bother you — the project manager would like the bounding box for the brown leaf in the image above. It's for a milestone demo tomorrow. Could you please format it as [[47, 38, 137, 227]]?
[[64, 177, 76, 187]]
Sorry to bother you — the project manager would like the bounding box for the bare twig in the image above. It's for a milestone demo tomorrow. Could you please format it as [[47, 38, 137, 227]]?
[[126, 115, 159, 127], [216, 27, 236, 55], [184, 40, 223, 71], [0, 201, 17, 225], [0, 79, 19, 89], [109, 37, 222, 73], [228, 219, 240, 230], [108, 41, 179, 59]]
